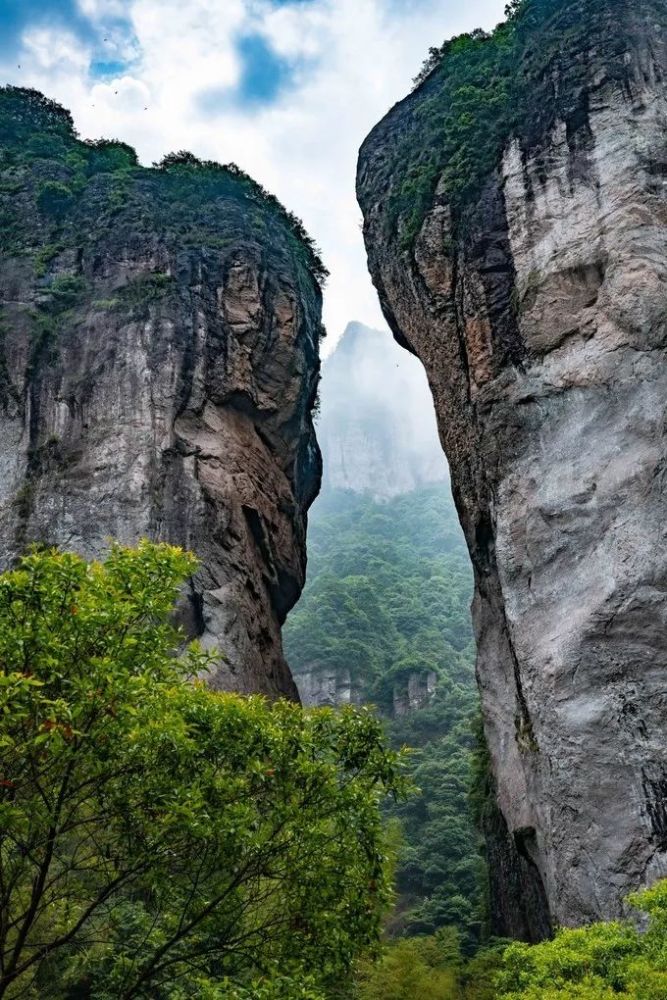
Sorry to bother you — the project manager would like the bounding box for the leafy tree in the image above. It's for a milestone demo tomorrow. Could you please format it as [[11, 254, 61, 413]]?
[[356, 935, 460, 1000], [354, 929, 506, 1000], [0, 542, 405, 999], [496, 881, 667, 999]]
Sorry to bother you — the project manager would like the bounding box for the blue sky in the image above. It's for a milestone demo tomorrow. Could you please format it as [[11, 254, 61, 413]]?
[[0, 0, 507, 345]]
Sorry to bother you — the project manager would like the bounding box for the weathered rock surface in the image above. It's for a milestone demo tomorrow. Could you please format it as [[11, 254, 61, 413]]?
[[316, 321, 448, 500], [0, 88, 324, 698], [295, 664, 359, 709], [358, 0, 667, 935]]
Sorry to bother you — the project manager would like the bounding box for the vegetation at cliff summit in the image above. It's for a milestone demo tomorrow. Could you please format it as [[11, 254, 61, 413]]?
[[0, 86, 328, 285], [284, 486, 487, 949], [0, 542, 404, 999], [385, 0, 667, 249]]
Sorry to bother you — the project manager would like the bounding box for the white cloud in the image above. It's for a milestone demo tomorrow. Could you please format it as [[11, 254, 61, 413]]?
[[77, 0, 127, 16], [4, 0, 507, 351], [22, 28, 91, 74]]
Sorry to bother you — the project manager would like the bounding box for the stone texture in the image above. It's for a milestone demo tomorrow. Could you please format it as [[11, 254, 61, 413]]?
[[0, 93, 323, 699], [358, 0, 667, 933], [392, 671, 437, 718], [294, 664, 359, 709]]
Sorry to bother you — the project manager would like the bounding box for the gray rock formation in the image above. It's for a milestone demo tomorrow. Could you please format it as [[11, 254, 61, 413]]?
[[316, 322, 447, 500], [296, 664, 359, 708], [392, 671, 437, 718], [358, 0, 667, 934], [0, 87, 324, 698]]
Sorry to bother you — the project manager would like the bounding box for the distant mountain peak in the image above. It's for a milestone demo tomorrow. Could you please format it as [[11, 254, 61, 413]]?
[[317, 322, 448, 499]]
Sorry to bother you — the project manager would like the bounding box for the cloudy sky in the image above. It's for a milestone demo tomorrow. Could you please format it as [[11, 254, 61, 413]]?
[[1, 0, 506, 351]]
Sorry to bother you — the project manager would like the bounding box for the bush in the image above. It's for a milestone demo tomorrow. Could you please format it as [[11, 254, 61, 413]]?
[[496, 881, 667, 999], [36, 180, 74, 220]]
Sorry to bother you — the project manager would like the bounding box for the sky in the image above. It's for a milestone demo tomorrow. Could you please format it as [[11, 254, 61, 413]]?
[[0, 0, 507, 353]]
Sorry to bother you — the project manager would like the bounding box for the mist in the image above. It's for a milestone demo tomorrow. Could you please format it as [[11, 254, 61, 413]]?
[[316, 322, 449, 500]]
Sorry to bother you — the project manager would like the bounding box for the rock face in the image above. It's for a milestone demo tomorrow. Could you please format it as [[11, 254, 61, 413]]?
[[358, 0, 667, 935], [0, 88, 324, 698], [295, 664, 358, 709], [316, 321, 448, 499]]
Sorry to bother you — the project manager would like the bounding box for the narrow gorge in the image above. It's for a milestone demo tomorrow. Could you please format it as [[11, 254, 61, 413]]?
[[358, 0, 667, 936], [0, 86, 324, 698]]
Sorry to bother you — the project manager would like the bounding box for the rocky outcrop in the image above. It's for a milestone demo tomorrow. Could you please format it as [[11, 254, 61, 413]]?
[[294, 664, 359, 708], [294, 661, 436, 717], [392, 671, 437, 717], [0, 87, 324, 698], [358, 0, 667, 934], [316, 321, 447, 499]]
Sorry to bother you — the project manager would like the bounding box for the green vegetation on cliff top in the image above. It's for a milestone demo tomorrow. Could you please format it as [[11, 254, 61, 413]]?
[[0, 86, 327, 285], [385, 0, 667, 249]]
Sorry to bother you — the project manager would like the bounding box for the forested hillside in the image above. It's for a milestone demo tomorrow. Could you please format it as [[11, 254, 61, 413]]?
[[285, 485, 487, 947]]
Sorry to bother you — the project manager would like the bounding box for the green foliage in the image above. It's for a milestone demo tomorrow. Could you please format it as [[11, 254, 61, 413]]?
[[0, 542, 405, 999], [36, 181, 74, 220], [0, 87, 74, 145], [285, 486, 486, 947], [117, 272, 175, 319], [84, 138, 138, 176], [34, 243, 63, 277], [398, 23, 516, 246], [356, 934, 460, 1000], [153, 152, 328, 284], [42, 274, 86, 313], [355, 931, 505, 1000], [286, 487, 474, 709], [356, 884, 667, 1000], [496, 881, 667, 1000], [389, 0, 665, 249], [0, 85, 327, 290]]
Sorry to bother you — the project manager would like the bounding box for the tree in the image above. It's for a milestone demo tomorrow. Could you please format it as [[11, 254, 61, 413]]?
[[356, 935, 460, 1000], [496, 881, 667, 999], [0, 543, 405, 999]]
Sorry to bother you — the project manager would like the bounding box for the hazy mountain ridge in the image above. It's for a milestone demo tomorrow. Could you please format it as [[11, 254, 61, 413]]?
[[317, 321, 448, 499]]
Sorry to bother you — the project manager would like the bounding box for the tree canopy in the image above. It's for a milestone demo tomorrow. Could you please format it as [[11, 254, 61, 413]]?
[[0, 542, 404, 999], [284, 486, 486, 949]]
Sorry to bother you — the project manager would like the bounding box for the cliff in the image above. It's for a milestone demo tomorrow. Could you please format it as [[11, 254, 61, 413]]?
[[358, 0, 667, 936], [316, 321, 448, 499], [0, 87, 325, 699]]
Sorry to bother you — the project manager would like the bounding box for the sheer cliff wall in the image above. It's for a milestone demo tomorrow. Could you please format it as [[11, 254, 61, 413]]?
[[358, 0, 667, 935], [0, 88, 324, 698]]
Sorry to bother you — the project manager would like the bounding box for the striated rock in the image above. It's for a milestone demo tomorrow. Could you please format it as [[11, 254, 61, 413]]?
[[358, 0, 667, 934], [392, 670, 437, 718], [295, 664, 359, 709], [316, 321, 448, 499], [0, 87, 324, 698]]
